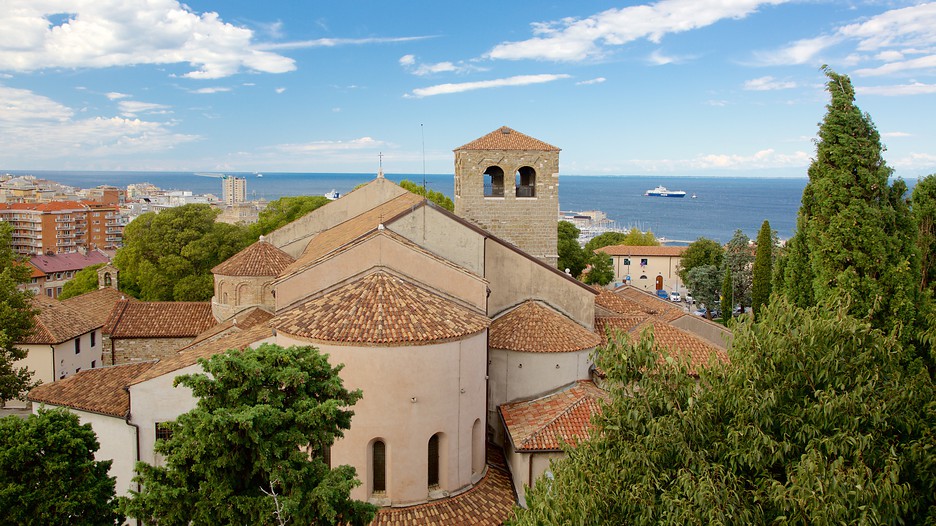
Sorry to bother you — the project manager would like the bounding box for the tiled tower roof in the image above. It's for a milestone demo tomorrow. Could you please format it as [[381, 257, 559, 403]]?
[[454, 126, 559, 152], [489, 301, 600, 353], [273, 270, 489, 346], [211, 239, 295, 276]]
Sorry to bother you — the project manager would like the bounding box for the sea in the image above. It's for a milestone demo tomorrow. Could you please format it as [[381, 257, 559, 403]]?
[[3, 170, 919, 244]]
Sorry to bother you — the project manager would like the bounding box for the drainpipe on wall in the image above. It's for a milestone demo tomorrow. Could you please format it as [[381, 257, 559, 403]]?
[[122, 386, 141, 526]]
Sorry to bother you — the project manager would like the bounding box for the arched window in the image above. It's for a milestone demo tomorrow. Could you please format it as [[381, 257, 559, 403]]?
[[515, 166, 536, 197], [103, 272, 112, 287], [483, 166, 505, 197], [372, 440, 386, 493], [428, 434, 440, 488], [471, 419, 484, 476]]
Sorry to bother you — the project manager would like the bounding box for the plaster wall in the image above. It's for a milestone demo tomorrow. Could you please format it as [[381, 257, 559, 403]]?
[[612, 254, 683, 293], [387, 205, 486, 276], [503, 442, 563, 507], [485, 241, 595, 327], [275, 331, 487, 506], [128, 364, 200, 466], [275, 233, 487, 312]]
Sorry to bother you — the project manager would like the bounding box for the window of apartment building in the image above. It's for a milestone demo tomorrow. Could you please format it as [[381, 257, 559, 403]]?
[[46, 288, 53, 297], [90, 330, 96, 347], [640, 258, 648, 266], [372, 440, 386, 493], [155, 422, 174, 442], [56, 287, 62, 296], [623, 258, 631, 265], [75, 337, 81, 354], [55, 272, 62, 280]]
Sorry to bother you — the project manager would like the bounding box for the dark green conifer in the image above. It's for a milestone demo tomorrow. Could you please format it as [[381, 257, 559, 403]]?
[[751, 220, 773, 319]]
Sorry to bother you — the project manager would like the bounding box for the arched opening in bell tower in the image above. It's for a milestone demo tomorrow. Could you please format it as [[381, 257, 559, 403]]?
[[483, 166, 505, 197], [515, 166, 536, 197]]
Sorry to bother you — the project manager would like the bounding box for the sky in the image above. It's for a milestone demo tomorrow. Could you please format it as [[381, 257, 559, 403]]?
[[0, 1, 934, 178]]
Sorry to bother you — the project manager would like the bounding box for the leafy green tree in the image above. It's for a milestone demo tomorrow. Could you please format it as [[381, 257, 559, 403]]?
[[398, 180, 454, 211], [752, 220, 773, 319], [678, 237, 724, 283], [778, 67, 920, 333], [912, 174, 936, 292], [686, 264, 721, 319], [113, 204, 250, 301], [721, 267, 733, 322], [557, 221, 586, 277], [249, 195, 331, 238], [724, 229, 753, 313], [584, 251, 615, 286], [0, 222, 38, 404], [583, 227, 659, 253], [0, 408, 120, 525], [514, 298, 936, 524], [58, 263, 105, 300], [119, 343, 376, 526]]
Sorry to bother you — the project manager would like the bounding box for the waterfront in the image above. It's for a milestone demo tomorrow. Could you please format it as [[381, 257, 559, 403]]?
[[4, 170, 916, 244]]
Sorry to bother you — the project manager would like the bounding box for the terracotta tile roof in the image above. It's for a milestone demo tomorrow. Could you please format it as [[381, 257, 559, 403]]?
[[211, 239, 295, 276], [1, 201, 88, 212], [28, 362, 155, 417], [612, 286, 685, 322], [594, 315, 647, 338], [29, 250, 110, 274], [372, 447, 516, 526], [188, 307, 273, 346], [454, 126, 559, 152], [499, 381, 609, 452], [489, 301, 600, 353], [272, 270, 489, 346], [130, 323, 274, 385], [102, 300, 216, 338], [279, 193, 425, 279], [630, 319, 729, 374], [19, 296, 101, 345], [598, 245, 687, 257], [61, 287, 136, 327], [594, 289, 649, 317]]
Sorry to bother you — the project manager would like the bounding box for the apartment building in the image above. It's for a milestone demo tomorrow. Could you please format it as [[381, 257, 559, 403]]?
[[0, 201, 124, 256]]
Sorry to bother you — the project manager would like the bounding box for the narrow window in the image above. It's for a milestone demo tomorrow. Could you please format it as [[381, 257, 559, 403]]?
[[91, 360, 96, 369], [623, 258, 631, 266], [428, 434, 440, 487], [75, 338, 81, 354], [373, 441, 386, 493], [90, 330, 96, 347], [640, 258, 648, 266]]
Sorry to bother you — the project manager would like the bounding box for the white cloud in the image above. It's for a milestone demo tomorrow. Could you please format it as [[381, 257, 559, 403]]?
[[854, 55, 936, 77], [486, 0, 790, 62], [399, 55, 483, 76], [881, 131, 911, 138], [0, 86, 197, 162], [858, 82, 936, 96], [190, 87, 232, 94], [117, 100, 172, 117], [743, 76, 797, 90], [272, 137, 385, 154], [837, 3, 936, 52], [105, 92, 130, 100], [399, 54, 416, 66], [406, 74, 571, 98], [576, 77, 606, 85], [890, 152, 936, 170], [630, 148, 810, 171], [0, 0, 295, 79], [258, 36, 430, 51], [705, 99, 729, 107], [752, 35, 841, 66], [275, 87, 286, 94]]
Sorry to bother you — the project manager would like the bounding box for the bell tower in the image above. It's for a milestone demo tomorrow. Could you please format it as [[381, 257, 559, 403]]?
[[453, 126, 560, 266]]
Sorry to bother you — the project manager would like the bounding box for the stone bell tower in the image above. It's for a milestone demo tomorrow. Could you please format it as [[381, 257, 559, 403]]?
[[453, 126, 560, 266]]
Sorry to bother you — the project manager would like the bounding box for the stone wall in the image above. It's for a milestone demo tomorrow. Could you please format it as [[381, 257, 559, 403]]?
[[212, 274, 274, 321], [113, 337, 193, 365], [454, 149, 559, 267]]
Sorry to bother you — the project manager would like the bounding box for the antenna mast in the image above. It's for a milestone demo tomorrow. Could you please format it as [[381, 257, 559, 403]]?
[[421, 123, 427, 193]]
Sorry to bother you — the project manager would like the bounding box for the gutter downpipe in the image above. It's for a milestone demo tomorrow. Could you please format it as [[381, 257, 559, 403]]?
[[122, 386, 142, 526]]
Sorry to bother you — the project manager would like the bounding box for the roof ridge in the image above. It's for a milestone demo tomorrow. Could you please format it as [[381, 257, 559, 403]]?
[[516, 387, 600, 450]]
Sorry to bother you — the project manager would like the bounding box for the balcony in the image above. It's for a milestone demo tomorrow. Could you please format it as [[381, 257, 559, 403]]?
[[106, 229, 122, 235], [55, 224, 72, 230], [56, 233, 76, 239], [56, 240, 76, 246]]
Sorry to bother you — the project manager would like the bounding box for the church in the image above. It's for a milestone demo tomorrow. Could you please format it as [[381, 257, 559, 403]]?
[[29, 127, 727, 524]]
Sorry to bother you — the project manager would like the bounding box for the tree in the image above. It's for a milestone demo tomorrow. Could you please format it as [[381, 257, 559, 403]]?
[[583, 251, 615, 286], [583, 227, 659, 253], [513, 298, 936, 524], [0, 408, 120, 525], [723, 229, 753, 313], [912, 174, 936, 292], [113, 204, 250, 301], [557, 221, 586, 277], [678, 237, 724, 283], [751, 220, 773, 319], [0, 222, 38, 405], [58, 263, 105, 300], [721, 267, 733, 322], [685, 264, 721, 319], [249, 195, 331, 238], [119, 343, 376, 526], [398, 180, 454, 211], [778, 67, 920, 333]]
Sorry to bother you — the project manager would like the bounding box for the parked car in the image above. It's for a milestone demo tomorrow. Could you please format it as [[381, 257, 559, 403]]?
[[669, 291, 681, 302], [685, 292, 694, 304], [656, 289, 669, 300]]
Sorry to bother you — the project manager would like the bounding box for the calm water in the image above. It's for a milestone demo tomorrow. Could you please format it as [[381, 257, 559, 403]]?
[[4, 169, 824, 243]]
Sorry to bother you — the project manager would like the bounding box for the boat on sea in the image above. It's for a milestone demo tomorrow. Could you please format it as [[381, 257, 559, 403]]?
[[324, 189, 340, 200], [645, 185, 687, 198]]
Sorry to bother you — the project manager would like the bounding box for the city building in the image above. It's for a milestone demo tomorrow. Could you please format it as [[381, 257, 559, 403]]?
[[26, 248, 111, 298], [222, 175, 246, 206], [0, 201, 125, 255], [598, 244, 688, 293]]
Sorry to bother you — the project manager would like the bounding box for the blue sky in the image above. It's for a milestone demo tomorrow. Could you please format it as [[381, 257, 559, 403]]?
[[0, 1, 934, 178]]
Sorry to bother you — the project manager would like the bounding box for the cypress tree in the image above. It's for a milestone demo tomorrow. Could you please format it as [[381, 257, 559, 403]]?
[[779, 66, 919, 332], [721, 267, 733, 323], [751, 220, 773, 319]]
